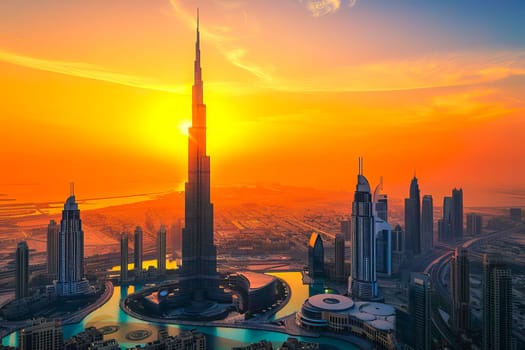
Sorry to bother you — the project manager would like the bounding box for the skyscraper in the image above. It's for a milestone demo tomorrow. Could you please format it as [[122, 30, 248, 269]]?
[[308, 232, 324, 278], [373, 177, 388, 222], [451, 188, 463, 238], [351, 158, 378, 300], [483, 255, 513, 350], [438, 196, 453, 242], [340, 220, 351, 241], [392, 225, 404, 252], [375, 219, 392, 276], [47, 219, 59, 277], [466, 213, 483, 235], [56, 184, 90, 296], [169, 219, 182, 255], [404, 176, 421, 255], [395, 305, 413, 349], [157, 225, 167, 275], [421, 195, 433, 253], [450, 247, 470, 334], [120, 233, 129, 283], [374, 216, 392, 275], [134, 226, 143, 274], [16, 241, 29, 299], [373, 179, 392, 276], [334, 234, 345, 280], [180, 12, 226, 301], [409, 272, 431, 350], [391, 225, 405, 274], [19, 319, 63, 350], [509, 207, 522, 221]]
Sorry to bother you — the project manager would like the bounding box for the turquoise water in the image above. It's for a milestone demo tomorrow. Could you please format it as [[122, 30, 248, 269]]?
[[2, 272, 358, 350], [267, 272, 337, 320]]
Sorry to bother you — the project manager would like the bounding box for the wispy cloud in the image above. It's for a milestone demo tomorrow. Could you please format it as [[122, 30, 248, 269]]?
[[4, 40, 519, 97], [0, 48, 188, 94], [168, 0, 274, 83], [407, 88, 517, 128], [356, 53, 525, 89], [273, 51, 525, 93], [300, 0, 341, 17], [299, 0, 357, 17], [168, 2, 525, 94], [224, 48, 272, 81]]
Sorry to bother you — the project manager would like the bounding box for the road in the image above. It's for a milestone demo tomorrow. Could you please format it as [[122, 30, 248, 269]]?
[[287, 217, 337, 239], [423, 226, 521, 349]]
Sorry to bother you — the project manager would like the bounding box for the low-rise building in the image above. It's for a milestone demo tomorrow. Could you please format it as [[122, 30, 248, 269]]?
[[89, 339, 119, 350], [129, 329, 206, 350], [64, 327, 103, 349], [296, 294, 395, 349], [227, 271, 280, 315]]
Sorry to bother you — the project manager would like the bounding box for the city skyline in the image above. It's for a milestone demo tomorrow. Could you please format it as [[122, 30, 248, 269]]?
[[0, 0, 524, 207], [1, 4, 524, 349]]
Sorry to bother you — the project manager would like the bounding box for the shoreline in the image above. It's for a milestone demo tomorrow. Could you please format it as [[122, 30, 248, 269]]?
[[119, 277, 370, 350], [3, 274, 372, 350], [0, 281, 114, 340]]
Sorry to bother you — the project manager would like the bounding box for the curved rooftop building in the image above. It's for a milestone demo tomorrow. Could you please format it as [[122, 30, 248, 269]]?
[[308, 232, 324, 278], [297, 293, 396, 349], [55, 184, 92, 296], [351, 158, 378, 300], [373, 177, 388, 222]]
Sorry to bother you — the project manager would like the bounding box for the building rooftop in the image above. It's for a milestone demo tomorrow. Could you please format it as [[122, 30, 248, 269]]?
[[307, 294, 355, 311], [369, 319, 394, 331], [360, 302, 395, 317], [238, 271, 276, 291], [308, 232, 322, 248], [357, 174, 371, 193], [64, 195, 78, 210], [302, 294, 396, 330], [351, 311, 376, 321]]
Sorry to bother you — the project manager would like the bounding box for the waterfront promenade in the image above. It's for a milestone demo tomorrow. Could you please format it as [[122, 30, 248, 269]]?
[[0, 281, 114, 339], [3, 273, 370, 349], [121, 297, 371, 350], [119, 276, 370, 350]]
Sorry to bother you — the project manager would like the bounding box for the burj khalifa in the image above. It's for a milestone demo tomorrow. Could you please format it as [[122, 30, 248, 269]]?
[[180, 11, 225, 303]]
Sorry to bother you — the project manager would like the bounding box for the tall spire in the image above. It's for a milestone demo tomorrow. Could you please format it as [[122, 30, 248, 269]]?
[[194, 8, 202, 86], [183, 7, 218, 290]]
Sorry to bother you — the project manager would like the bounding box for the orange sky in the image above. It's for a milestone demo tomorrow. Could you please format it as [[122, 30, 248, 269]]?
[[1, 0, 524, 207]]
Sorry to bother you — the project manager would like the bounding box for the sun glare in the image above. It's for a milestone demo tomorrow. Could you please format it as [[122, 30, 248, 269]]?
[[178, 120, 192, 136]]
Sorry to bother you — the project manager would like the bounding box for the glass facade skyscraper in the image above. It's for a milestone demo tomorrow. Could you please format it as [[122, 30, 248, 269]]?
[[350, 158, 378, 300], [404, 176, 421, 255], [55, 185, 91, 296]]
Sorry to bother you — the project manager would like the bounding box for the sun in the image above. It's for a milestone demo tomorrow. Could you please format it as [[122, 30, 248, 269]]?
[[178, 120, 192, 136]]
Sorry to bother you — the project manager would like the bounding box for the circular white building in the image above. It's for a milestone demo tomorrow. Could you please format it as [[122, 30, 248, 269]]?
[[297, 294, 396, 349]]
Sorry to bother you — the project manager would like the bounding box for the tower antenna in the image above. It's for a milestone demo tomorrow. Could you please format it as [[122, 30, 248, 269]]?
[[70, 182, 75, 196]]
